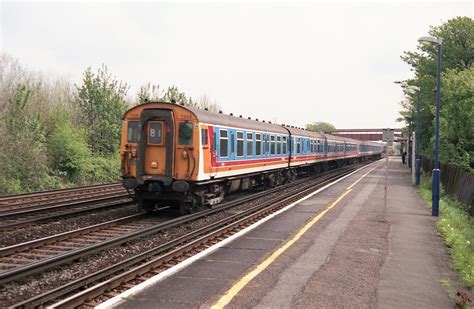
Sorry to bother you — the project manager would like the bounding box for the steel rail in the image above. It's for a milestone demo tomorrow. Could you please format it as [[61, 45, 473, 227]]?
[[0, 213, 146, 258], [0, 192, 130, 217], [0, 198, 134, 231], [0, 176, 303, 285], [12, 164, 364, 308], [51, 167, 358, 308], [0, 182, 121, 202]]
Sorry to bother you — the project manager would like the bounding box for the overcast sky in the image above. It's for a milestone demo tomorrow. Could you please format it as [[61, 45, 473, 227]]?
[[1, 1, 472, 129]]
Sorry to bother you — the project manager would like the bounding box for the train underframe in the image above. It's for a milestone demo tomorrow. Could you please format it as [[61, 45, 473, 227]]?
[[133, 154, 381, 214]]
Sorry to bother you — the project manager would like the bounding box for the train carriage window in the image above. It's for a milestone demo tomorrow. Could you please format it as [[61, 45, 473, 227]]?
[[178, 122, 193, 145], [148, 121, 163, 145], [256, 133, 262, 156], [127, 121, 139, 143], [297, 138, 301, 154], [283, 137, 287, 154], [310, 140, 314, 153], [237, 131, 244, 157], [277, 136, 281, 155], [201, 129, 208, 146], [270, 136, 275, 155], [246, 132, 253, 156], [220, 130, 228, 157]]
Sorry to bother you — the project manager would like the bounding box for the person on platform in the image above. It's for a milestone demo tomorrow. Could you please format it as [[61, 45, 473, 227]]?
[[402, 151, 407, 164]]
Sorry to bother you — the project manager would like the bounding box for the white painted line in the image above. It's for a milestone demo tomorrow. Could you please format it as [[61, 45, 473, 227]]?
[[74, 161, 381, 309]]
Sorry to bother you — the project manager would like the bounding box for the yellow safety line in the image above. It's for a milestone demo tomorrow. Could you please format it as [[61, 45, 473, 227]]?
[[211, 166, 377, 309]]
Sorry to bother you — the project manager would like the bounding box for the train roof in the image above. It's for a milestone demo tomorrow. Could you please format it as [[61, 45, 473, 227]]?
[[125, 102, 383, 146], [188, 105, 289, 134]]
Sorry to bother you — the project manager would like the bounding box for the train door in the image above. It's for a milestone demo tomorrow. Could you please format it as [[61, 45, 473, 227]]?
[[137, 109, 174, 180], [144, 121, 167, 175]]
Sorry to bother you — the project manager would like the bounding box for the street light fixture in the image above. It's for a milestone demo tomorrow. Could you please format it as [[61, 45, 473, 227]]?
[[408, 86, 421, 186], [418, 36, 442, 216]]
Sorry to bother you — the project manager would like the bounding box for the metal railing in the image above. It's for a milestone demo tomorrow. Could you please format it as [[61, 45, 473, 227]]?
[[421, 156, 474, 216]]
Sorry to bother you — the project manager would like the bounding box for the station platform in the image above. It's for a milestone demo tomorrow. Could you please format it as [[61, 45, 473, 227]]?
[[103, 157, 455, 308]]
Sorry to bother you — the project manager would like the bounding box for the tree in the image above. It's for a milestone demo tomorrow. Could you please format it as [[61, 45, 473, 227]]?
[[76, 65, 129, 155], [305, 121, 336, 133], [0, 85, 59, 193], [137, 83, 162, 104], [398, 17, 473, 168], [161, 85, 188, 104], [193, 94, 221, 112], [438, 68, 474, 168]]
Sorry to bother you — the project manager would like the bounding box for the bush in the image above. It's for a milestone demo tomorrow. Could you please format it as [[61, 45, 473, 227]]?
[[47, 120, 92, 182], [419, 175, 474, 289]]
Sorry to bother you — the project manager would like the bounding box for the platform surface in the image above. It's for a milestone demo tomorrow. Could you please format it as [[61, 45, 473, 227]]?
[[112, 158, 454, 309]]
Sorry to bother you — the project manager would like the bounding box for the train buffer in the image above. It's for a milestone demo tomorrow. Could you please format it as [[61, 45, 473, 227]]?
[[99, 157, 463, 309]]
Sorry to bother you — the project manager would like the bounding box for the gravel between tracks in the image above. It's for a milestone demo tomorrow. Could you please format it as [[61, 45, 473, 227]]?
[[0, 204, 140, 247], [0, 185, 297, 306]]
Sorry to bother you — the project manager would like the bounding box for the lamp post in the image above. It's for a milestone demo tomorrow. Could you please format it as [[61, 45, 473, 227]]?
[[408, 86, 421, 185], [418, 36, 442, 216]]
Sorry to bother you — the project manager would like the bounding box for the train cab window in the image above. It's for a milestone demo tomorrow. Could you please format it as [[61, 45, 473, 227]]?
[[283, 137, 287, 154], [270, 136, 275, 155], [220, 130, 228, 157], [201, 129, 208, 146], [246, 132, 253, 156], [237, 131, 244, 157], [148, 121, 163, 145], [178, 122, 193, 145], [127, 121, 139, 143], [256, 133, 262, 156]]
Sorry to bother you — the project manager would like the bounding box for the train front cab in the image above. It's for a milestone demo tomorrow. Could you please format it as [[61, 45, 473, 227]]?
[[121, 102, 200, 213]]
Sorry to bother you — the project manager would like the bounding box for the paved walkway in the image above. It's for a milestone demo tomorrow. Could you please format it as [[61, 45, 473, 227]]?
[[108, 158, 456, 309]]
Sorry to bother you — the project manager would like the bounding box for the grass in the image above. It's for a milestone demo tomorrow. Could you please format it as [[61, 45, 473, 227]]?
[[419, 175, 474, 291]]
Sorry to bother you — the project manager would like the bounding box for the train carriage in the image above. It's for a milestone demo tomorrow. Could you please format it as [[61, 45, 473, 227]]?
[[120, 102, 382, 214]]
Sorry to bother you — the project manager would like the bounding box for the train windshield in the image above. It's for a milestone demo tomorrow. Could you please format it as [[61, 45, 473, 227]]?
[[178, 122, 193, 145], [127, 121, 139, 143]]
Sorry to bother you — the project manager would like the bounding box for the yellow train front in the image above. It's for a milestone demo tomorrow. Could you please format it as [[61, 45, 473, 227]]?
[[120, 102, 209, 214]]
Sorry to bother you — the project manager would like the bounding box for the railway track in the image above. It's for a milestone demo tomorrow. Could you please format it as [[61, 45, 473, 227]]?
[[0, 183, 123, 209], [0, 183, 134, 231], [8, 162, 371, 308]]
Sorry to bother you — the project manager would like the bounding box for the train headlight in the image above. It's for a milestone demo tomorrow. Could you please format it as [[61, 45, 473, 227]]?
[[151, 161, 158, 169]]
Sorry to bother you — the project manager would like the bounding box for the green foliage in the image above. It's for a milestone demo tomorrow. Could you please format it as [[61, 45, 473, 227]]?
[[86, 154, 121, 184], [419, 176, 474, 289], [137, 83, 162, 104], [47, 113, 92, 182], [398, 17, 474, 169], [0, 55, 216, 195], [0, 59, 124, 195], [76, 65, 129, 156], [0, 85, 61, 194], [439, 68, 474, 169], [305, 121, 336, 133], [161, 85, 189, 104]]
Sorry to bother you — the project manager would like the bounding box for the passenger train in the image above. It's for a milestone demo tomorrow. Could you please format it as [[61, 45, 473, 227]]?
[[120, 102, 383, 213]]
